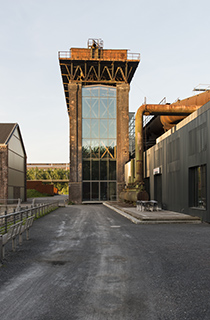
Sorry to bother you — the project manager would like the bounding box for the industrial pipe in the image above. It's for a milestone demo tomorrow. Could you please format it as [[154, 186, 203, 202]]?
[[135, 90, 210, 184], [135, 104, 200, 183], [160, 115, 185, 131], [160, 90, 210, 131]]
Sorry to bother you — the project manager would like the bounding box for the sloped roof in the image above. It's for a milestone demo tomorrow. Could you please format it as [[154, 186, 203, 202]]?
[[0, 123, 17, 144]]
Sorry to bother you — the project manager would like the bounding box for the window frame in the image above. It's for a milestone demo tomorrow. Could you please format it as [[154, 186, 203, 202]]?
[[189, 164, 207, 209]]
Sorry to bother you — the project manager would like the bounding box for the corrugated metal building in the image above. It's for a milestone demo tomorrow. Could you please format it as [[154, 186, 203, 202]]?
[[144, 101, 210, 222], [0, 123, 27, 202]]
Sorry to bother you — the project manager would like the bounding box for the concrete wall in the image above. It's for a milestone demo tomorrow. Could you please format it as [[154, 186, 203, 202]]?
[[144, 101, 210, 222]]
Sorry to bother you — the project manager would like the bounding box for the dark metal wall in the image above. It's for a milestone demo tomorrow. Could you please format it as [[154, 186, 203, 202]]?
[[144, 102, 210, 222]]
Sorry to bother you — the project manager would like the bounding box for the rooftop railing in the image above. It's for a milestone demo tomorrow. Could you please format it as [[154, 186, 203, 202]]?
[[58, 50, 140, 61]]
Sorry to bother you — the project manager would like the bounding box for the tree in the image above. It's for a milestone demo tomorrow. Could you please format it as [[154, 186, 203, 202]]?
[[27, 167, 69, 194]]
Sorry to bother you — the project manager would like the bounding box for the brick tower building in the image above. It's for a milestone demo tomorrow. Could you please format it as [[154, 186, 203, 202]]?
[[59, 39, 140, 203]]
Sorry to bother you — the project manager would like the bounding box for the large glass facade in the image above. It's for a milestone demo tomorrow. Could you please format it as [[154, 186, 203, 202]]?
[[82, 85, 117, 201]]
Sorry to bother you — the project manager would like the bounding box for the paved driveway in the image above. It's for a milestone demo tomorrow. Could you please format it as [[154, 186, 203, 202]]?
[[1, 205, 210, 320]]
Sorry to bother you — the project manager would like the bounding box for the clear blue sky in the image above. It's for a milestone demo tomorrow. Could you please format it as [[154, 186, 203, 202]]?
[[1, 0, 210, 163]]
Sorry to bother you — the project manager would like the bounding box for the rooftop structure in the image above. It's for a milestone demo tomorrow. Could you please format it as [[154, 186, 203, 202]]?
[[59, 38, 140, 112], [58, 39, 140, 203]]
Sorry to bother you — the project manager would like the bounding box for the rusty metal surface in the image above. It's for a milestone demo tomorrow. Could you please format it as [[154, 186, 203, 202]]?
[[60, 61, 139, 112], [160, 91, 210, 130], [59, 39, 140, 112], [59, 52, 140, 112], [58, 49, 140, 61], [160, 115, 185, 130], [135, 90, 210, 184]]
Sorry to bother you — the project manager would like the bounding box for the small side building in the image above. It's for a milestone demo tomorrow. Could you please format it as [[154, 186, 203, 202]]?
[[143, 101, 210, 222], [0, 123, 27, 202]]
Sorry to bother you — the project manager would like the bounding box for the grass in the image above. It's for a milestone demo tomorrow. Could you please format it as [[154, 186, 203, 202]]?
[[0, 206, 59, 235], [27, 189, 52, 198]]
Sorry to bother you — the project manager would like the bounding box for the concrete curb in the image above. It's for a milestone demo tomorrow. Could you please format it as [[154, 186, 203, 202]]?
[[103, 203, 141, 224], [103, 202, 201, 224]]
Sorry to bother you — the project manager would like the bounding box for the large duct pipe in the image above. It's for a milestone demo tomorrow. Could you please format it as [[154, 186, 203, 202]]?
[[135, 90, 210, 184], [135, 104, 200, 183], [160, 90, 210, 131], [160, 115, 185, 131]]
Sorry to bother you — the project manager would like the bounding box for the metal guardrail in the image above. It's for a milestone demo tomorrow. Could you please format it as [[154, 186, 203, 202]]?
[[58, 51, 140, 61], [0, 201, 59, 235], [0, 198, 21, 205], [127, 52, 141, 60], [0, 198, 22, 215]]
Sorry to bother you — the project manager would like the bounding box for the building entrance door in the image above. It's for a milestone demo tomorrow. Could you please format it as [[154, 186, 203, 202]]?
[[82, 181, 116, 202]]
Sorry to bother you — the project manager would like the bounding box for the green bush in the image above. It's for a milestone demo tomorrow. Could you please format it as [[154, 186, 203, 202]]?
[[27, 189, 52, 198]]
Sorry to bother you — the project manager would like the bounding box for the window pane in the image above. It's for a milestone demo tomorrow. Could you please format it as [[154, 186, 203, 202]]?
[[108, 119, 116, 138], [82, 160, 90, 180], [100, 98, 108, 118], [100, 140, 108, 158], [83, 87, 91, 97], [82, 139, 91, 158], [99, 87, 108, 96], [92, 182, 99, 200], [100, 182, 107, 201], [91, 119, 99, 138], [189, 165, 206, 209], [82, 98, 91, 118], [92, 160, 99, 180], [83, 182, 90, 201], [198, 166, 206, 208], [91, 98, 99, 118], [108, 139, 117, 159], [91, 139, 99, 158], [108, 98, 116, 118], [100, 160, 107, 180], [91, 87, 99, 97], [109, 161, 116, 180], [109, 182, 116, 201], [82, 119, 91, 138], [108, 87, 116, 97], [100, 120, 108, 138]]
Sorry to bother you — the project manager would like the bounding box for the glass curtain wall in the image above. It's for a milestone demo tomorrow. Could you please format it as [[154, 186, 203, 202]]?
[[82, 85, 117, 201]]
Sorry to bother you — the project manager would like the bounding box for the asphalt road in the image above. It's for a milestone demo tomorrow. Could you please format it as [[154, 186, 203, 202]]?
[[1, 204, 210, 320]]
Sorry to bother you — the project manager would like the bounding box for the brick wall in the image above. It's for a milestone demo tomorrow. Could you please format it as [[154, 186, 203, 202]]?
[[0, 146, 8, 200], [116, 83, 130, 197], [68, 83, 82, 203]]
